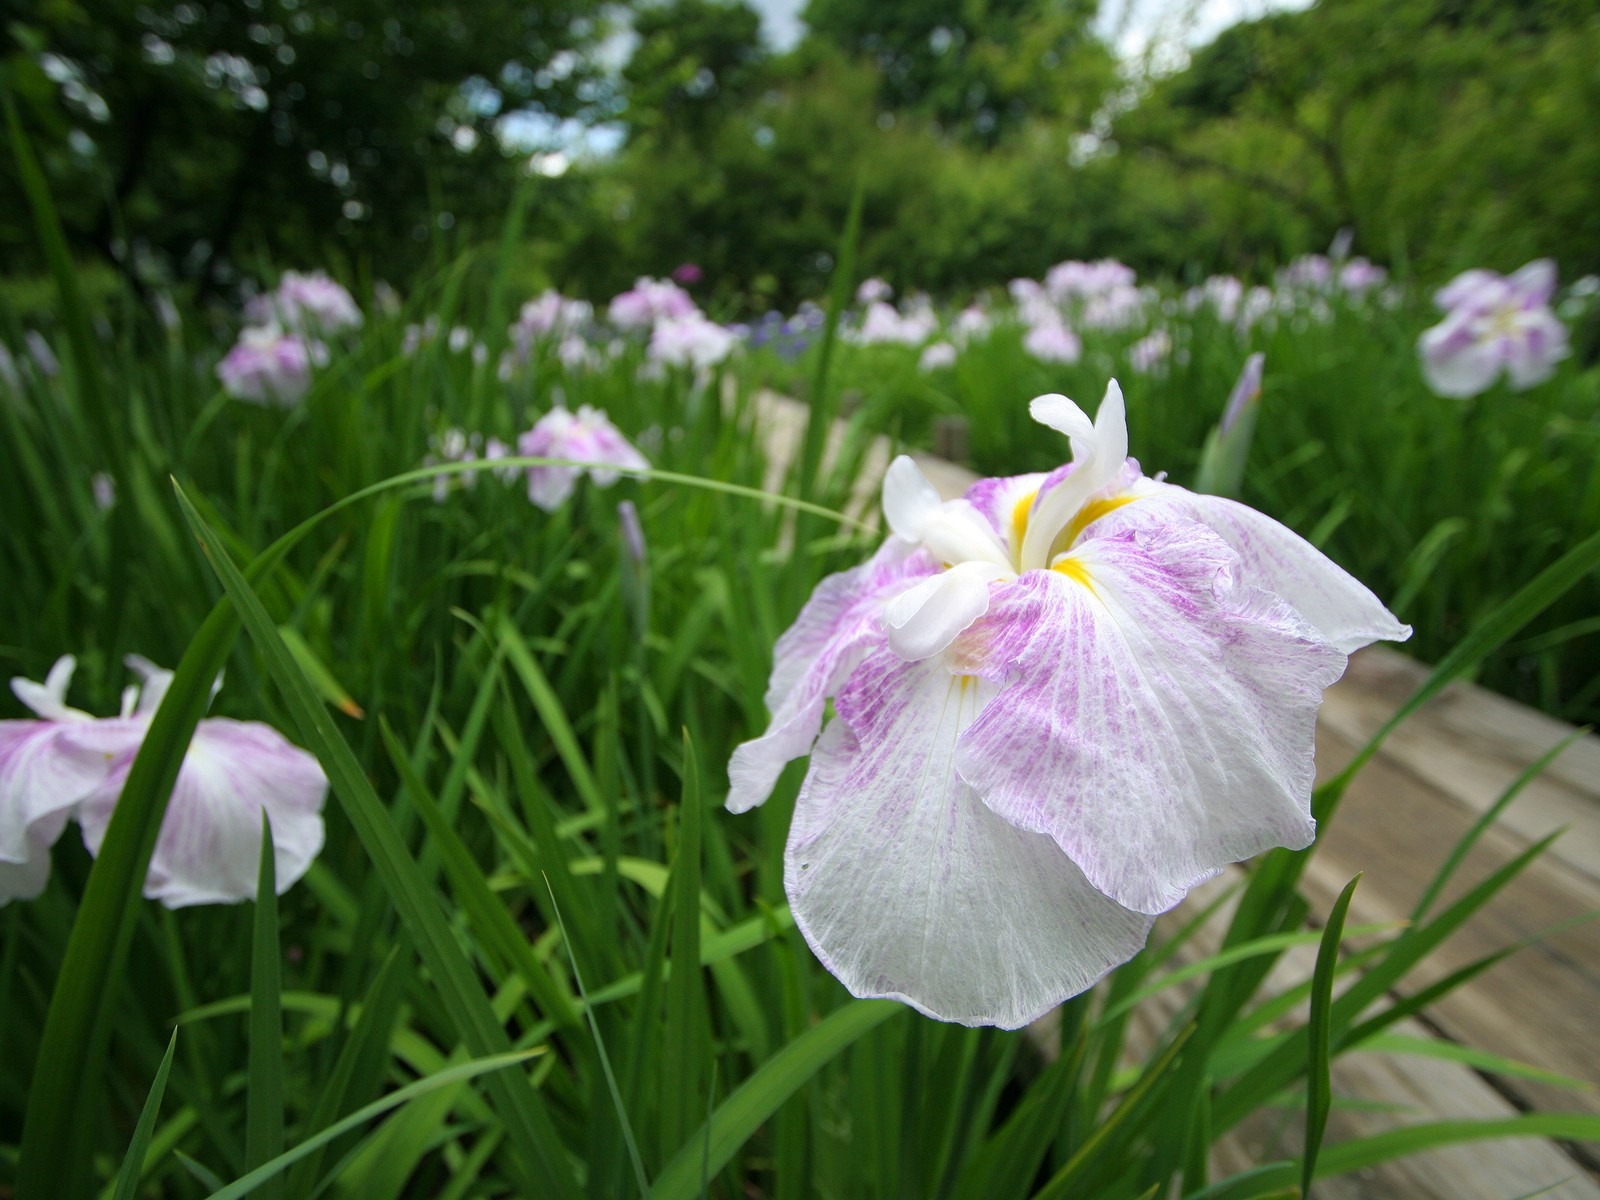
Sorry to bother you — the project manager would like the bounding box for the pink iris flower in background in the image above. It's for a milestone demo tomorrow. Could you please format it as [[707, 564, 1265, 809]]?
[[518, 405, 650, 511], [1418, 259, 1570, 397], [648, 313, 741, 369], [607, 277, 698, 331], [216, 324, 315, 405], [2, 656, 327, 907], [1022, 317, 1082, 365], [246, 270, 364, 336], [726, 380, 1409, 1028]]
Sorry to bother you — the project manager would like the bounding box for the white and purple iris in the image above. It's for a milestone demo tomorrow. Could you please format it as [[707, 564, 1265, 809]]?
[[216, 324, 315, 406], [1, 655, 327, 908], [518, 405, 650, 512], [727, 381, 1409, 1028], [1418, 260, 1570, 398]]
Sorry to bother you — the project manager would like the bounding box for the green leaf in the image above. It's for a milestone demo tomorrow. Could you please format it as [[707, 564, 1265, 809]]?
[[1304, 875, 1360, 1198], [651, 1000, 902, 1200], [246, 813, 285, 1200], [201, 1051, 542, 1200], [172, 479, 580, 1200], [16, 601, 239, 1200], [109, 1032, 178, 1200]]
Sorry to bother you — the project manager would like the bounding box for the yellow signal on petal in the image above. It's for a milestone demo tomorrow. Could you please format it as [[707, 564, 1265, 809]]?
[[1052, 557, 1094, 589], [1059, 494, 1135, 552], [1010, 490, 1038, 563]]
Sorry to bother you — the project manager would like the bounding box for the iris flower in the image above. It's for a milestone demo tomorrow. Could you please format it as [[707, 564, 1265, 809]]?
[[1418, 260, 1569, 398], [518, 405, 650, 512], [2, 655, 326, 908], [727, 381, 1409, 1028]]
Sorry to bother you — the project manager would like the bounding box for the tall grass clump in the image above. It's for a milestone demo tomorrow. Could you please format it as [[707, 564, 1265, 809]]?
[[3, 148, 1599, 1199]]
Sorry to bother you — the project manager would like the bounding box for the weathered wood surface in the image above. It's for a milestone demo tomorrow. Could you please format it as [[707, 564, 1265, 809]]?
[[753, 390, 1600, 1193]]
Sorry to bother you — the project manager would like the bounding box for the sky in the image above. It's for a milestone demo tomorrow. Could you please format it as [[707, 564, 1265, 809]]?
[[739, 0, 1316, 59]]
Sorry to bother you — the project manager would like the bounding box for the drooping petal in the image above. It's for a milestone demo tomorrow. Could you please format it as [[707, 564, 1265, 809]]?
[[1120, 484, 1411, 653], [955, 524, 1345, 916], [1418, 321, 1502, 398], [883, 561, 1008, 662], [785, 649, 1153, 1028], [0, 719, 137, 904], [75, 719, 327, 908], [727, 538, 932, 813]]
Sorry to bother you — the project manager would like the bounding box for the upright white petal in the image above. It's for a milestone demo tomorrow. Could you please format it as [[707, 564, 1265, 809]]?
[[882, 456, 945, 541], [1021, 381, 1130, 570], [786, 649, 1153, 1028]]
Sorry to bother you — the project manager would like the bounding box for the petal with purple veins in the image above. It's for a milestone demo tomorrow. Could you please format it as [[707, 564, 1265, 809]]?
[[786, 649, 1153, 1028], [955, 524, 1344, 916]]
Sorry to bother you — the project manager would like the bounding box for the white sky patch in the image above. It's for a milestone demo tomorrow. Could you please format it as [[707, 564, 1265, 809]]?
[[735, 0, 1314, 59], [1096, 0, 1316, 66]]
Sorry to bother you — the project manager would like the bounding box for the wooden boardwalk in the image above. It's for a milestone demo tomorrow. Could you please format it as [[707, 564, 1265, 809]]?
[[751, 392, 1600, 1196]]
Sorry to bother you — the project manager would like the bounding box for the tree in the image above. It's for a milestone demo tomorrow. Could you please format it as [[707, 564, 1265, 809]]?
[[802, 0, 1113, 143], [0, 0, 610, 289]]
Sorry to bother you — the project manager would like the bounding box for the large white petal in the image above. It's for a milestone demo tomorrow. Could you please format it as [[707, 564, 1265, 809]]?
[[727, 538, 931, 813], [786, 649, 1153, 1029], [75, 719, 327, 908], [956, 525, 1344, 916], [1127, 484, 1410, 653]]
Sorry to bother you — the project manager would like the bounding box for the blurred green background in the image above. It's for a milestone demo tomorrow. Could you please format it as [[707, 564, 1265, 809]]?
[[4, 0, 1597, 315]]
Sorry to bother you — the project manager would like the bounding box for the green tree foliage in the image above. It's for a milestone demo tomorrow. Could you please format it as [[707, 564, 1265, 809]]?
[[622, 0, 768, 141], [802, 0, 1112, 143], [0, 0, 608, 287], [1118, 0, 1600, 277]]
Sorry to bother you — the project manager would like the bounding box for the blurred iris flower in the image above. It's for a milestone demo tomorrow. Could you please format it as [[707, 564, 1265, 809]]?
[[518, 405, 650, 511], [2, 656, 326, 908], [727, 381, 1409, 1028], [1418, 260, 1569, 397]]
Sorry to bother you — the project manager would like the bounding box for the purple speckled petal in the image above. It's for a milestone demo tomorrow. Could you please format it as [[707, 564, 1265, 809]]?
[[1, 720, 134, 903], [785, 649, 1153, 1028], [1117, 483, 1411, 653], [75, 719, 327, 908], [962, 472, 1048, 539], [955, 524, 1345, 916], [727, 537, 932, 812]]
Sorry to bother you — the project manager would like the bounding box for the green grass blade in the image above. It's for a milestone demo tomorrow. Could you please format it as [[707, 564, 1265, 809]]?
[[1303, 875, 1360, 1198], [1323, 526, 1600, 806], [377, 717, 579, 1028], [651, 1000, 902, 1200], [284, 946, 414, 1198], [543, 879, 653, 1199], [171, 479, 581, 1200], [109, 1031, 178, 1200], [246, 814, 285, 1200], [16, 602, 239, 1200], [661, 732, 707, 1164], [202, 1051, 541, 1200], [1411, 730, 1586, 921]]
